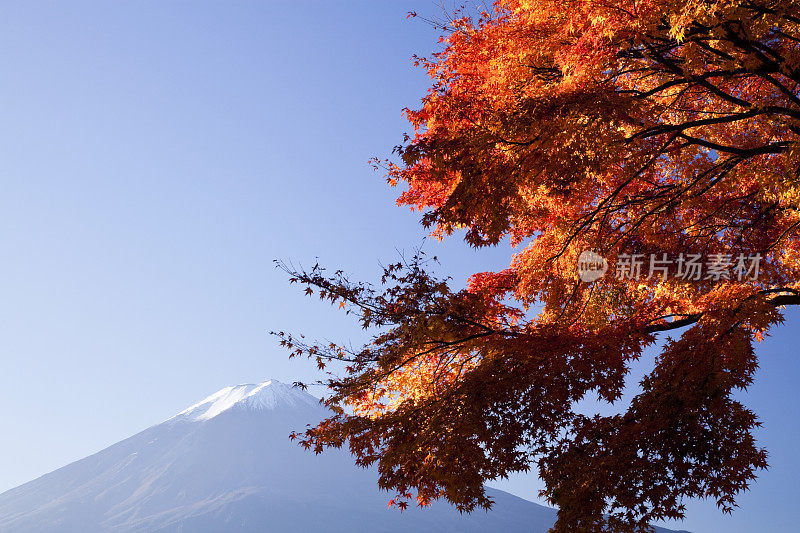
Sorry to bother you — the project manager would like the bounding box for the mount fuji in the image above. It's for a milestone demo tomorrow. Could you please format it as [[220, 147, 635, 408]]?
[[0, 380, 690, 532]]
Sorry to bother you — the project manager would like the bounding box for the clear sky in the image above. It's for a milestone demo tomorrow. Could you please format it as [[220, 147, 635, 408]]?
[[0, 2, 796, 532]]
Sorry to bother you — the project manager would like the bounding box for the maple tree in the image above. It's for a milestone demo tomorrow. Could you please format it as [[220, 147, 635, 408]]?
[[277, 1, 800, 531]]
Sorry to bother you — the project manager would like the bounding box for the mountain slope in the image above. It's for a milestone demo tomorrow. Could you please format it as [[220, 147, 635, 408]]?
[[0, 380, 688, 532]]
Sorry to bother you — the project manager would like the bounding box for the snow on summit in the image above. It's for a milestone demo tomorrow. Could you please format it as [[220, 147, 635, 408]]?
[[173, 379, 319, 421]]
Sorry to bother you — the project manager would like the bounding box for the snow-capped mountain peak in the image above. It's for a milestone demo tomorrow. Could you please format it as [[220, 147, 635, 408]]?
[[0, 377, 691, 533], [172, 379, 319, 421]]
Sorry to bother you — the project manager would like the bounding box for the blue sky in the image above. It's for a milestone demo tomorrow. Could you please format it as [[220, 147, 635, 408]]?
[[0, 2, 796, 532]]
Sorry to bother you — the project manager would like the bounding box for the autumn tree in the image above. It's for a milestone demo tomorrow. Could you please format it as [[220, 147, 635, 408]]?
[[277, 1, 800, 531]]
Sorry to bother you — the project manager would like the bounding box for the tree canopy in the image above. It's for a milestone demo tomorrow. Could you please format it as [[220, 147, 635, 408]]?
[[278, 1, 800, 531]]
